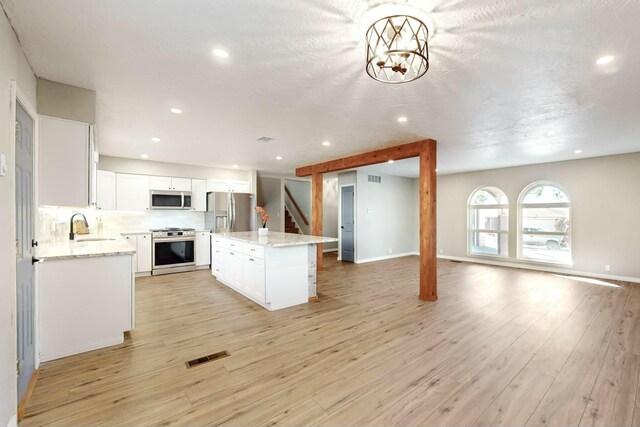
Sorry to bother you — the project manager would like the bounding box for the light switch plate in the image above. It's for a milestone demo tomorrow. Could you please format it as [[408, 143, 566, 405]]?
[[0, 153, 7, 177]]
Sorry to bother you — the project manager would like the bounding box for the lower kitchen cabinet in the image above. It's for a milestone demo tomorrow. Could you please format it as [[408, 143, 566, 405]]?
[[211, 237, 309, 310], [39, 254, 134, 361], [122, 233, 152, 275], [195, 231, 211, 267]]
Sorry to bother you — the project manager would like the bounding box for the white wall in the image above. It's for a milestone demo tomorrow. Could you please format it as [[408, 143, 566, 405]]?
[[37, 78, 96, 124], [98, 155, 251, 182], [437, 153, 640, 280], [256, 176, 284, 232], [322, 177, 339, 250], [0, 8, 37, 426], [339, 171, 417, 262]]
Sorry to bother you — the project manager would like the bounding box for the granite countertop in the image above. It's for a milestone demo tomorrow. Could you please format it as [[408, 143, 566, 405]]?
[[213, 231, 338, 247], [39, 235, 136, 261]]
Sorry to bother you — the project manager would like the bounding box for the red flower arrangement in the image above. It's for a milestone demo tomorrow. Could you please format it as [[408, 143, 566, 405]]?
[[255, 206, 269, 228]]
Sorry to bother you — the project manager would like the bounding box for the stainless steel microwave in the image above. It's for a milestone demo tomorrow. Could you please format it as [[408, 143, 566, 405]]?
[[150, 190, 192, 210]]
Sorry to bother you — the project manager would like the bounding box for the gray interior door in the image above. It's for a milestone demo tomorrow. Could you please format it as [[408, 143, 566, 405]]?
[[16, 100, 36, 401], [341, 186, 355, 263]]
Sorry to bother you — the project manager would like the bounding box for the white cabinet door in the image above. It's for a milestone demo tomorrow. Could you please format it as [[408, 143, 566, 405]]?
[[122, 234, 138, 273], [172, 177, 192, 192], [38, 116, 91, 206], [96, 170, 116, 210], [229, 181, 251, 193], [116, 174, 150, 211], [136, 234, 152, 273], [244, 256, 265, 302], [207, 179, 229, 193], [195, 232, 211, 266], [192, 179, 207, 211], [223, 250, 243, 288], [149, 176, 172, 191]]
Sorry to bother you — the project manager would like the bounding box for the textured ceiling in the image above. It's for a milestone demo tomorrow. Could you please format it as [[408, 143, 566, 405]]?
[[3, 0, 639, 175]]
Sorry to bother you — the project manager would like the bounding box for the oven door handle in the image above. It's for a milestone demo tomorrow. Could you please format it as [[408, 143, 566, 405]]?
[[153, 237, 196, 243]]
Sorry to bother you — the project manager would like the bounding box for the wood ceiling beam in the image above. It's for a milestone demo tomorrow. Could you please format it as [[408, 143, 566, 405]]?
[[295, 139, 436, 177]]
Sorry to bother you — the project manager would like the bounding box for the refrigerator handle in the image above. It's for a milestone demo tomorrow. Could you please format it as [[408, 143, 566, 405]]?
[[227, 195, 232, 232], [230, 193, 235, 231]]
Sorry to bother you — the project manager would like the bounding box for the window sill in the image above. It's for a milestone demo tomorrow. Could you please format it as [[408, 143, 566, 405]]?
[[516, 257, 574, 268], [467, 253, 509, 260]]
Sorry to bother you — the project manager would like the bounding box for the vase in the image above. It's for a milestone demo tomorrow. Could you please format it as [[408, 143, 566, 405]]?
[[258, 228, 269, 236]]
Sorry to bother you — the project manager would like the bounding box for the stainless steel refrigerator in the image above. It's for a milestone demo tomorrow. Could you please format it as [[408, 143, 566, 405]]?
[[205, 192, 256, 233]]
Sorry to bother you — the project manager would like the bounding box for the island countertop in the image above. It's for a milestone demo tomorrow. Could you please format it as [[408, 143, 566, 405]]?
[[39, 235, 136, 261], [213, 231, 338, 248]]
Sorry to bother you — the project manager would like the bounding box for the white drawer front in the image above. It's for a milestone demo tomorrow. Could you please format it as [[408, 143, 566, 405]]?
[[245, 243, 265, 259]]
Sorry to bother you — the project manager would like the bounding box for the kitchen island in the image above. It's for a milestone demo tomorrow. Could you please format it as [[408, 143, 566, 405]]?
[[211, 231, 338, 310], [38, 235, 136, 361]]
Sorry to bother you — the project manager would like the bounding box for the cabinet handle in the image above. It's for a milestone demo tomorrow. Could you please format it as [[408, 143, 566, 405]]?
[[249, 258, 254, 261]]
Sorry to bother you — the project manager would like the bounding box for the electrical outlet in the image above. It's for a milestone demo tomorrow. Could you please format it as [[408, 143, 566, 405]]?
[[439, 249, 444, 254], [367, 207, 373, 214], [389, 249, 393, 254], [0, 153, 6, 177], [605, 265, 611, 272]]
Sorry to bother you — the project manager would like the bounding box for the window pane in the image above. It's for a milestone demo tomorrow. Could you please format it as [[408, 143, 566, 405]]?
[[521, 207, 570, 233], [522, 233, 571, 263], [522, 185, 569, 204], [470, 232, 508, 256], [471, 187, 508, 205], [471, 208, 509, 231]]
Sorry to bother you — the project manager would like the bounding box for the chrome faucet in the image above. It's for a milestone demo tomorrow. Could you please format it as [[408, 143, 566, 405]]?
[[69, 213, 89, 240]]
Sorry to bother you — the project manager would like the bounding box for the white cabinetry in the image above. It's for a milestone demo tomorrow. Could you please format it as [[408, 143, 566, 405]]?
[[39, 115, 93, 206], [212, 236, 310, 310], [195, 231, 211, 267], [122, 233, 152, 275], [96, 170, 116, 210], [150, 176, 192, 191], [116, 174, 150, 211], [39, 254, 134, 361], [207, 179, 251, 193], [192, 179, 207, 211]]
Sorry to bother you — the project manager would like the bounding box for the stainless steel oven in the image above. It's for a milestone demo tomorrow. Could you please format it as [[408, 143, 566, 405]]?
[[150, 191, 192, 210], [151, 228, 196, 275]]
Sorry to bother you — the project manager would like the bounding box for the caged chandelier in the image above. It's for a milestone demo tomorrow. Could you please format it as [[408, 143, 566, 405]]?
[[365, 15, 429, 83]]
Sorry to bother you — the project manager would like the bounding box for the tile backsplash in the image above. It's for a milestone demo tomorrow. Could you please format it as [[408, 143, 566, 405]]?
[[39, 207, 206, 243]]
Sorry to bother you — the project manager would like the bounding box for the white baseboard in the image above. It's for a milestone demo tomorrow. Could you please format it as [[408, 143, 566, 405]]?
[[437, 254, 640, 284], [7, 414, 17, 427], [355, 252, 419, 264], [323, 248, 338, 253]]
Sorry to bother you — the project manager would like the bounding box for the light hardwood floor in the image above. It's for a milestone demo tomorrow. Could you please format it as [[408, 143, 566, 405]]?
[[23, 255, 640, 426]]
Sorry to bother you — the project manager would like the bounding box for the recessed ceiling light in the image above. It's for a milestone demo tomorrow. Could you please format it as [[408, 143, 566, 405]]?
[[232, 164, 238, 168], [140, 154, 149, 159], [276, 156, 283, 160], [170, 108, 183, 114], [212, 48, 229, 58], [322, 141, 331, 146], [388, 159, 395, 164], [151, 137, 161, 142], [574, 149, 583, 154], [596, 55, 615, 65], [397, 116, 408, 123]]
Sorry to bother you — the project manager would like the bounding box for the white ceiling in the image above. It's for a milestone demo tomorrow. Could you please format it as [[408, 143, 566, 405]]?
[[3, 0, 640, 175]]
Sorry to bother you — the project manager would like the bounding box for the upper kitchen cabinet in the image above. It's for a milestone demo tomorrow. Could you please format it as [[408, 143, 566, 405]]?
[[150, 176, 192, 191], [39, 115, 94, 206], [192, 179, 207, 211], [116, 174, 150, 211], [96, 170, 116, 210], [207, 179, 251, 193]]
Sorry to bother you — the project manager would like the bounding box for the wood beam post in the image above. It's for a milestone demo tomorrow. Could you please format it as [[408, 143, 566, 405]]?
[[312, 172, 323, 270], [419, 143, 437, 301]]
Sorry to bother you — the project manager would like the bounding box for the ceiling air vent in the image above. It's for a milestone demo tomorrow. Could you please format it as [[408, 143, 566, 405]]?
[[368, 175, 382, 184], [256, 136, 274, 143]]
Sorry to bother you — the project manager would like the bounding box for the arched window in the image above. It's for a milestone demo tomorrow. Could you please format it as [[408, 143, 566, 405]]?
[[468, 187, 509, 257], [518, 182, 571, 264]]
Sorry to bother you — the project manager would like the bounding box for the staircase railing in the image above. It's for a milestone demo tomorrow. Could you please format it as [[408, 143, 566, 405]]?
[[284, 185, 309, 226]]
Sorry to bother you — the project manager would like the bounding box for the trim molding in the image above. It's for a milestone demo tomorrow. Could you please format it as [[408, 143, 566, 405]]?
[[323, 248, 338, 253], [17, 368, 39, 420], [7, 415, 17, 427], [355, 252, 419, 264], [438, 254, 640, 284]]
